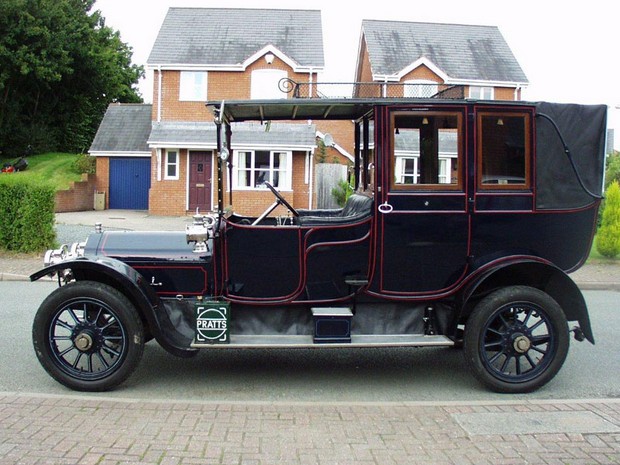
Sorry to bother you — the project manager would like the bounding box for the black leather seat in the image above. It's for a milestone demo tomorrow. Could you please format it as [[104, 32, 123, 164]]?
[[298, 193, 374, 225]]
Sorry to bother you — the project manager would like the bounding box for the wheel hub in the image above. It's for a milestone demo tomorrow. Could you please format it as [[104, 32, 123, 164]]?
[[513, 334, 531, 354], [74, 332, 94, 352]]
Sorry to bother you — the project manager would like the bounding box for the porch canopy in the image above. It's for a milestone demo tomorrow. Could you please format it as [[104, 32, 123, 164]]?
[[148, 120, 316, 150]]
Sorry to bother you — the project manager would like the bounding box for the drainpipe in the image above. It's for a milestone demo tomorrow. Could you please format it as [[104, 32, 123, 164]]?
[[308, 149, 314, 209], [157, 66, 162, 122], [156, 148, 162, 181], [309, 68, 314, 97]]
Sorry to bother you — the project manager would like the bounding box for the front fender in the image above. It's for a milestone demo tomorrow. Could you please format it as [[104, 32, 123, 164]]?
[[458, 258, 594, 344], [30, 257, 199, 357]]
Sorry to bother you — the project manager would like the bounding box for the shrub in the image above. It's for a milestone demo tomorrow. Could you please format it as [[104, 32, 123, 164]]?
[[0, 176, 56, 253], [332, 175, 355, 208], [605, 151, 620, 188], [72, 153, 96, 175], [596, 181, 620, 258]]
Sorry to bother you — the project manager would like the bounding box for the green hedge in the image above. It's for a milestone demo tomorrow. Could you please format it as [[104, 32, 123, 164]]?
[[0, 176, 56, 253], [596, 181, 620, 258]]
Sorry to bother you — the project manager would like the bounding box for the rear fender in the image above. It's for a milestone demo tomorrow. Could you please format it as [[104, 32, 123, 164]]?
[[458, 259, 594, 344], [30, 257, 199, 357]]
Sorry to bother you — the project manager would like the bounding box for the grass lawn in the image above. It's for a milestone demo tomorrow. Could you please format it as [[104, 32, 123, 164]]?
[[1, 152, 84, 190]]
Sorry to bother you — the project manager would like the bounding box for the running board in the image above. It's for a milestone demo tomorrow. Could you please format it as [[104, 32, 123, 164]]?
[[191, 334, 454, 349]]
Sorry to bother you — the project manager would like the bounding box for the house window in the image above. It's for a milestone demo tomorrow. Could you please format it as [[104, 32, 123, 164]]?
[[470, 86, 494, 100], [233, 150, 292, 190], [392, 112, 462, 190], [164, 150, 179, 180], [251, 69, 288, 99], [477, 112, 531, 189], [179, 71, 207, 101], [403, 80, 438, 98]]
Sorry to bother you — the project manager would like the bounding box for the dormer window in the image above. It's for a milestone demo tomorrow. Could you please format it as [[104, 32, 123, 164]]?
[[251, 69, 287, 99], [179, 71, 208, 101], [470, 86, 494, 100], [403, 80, 438, 98]]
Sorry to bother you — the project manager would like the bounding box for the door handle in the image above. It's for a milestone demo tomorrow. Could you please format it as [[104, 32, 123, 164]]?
[[378, 202, 393, 214]]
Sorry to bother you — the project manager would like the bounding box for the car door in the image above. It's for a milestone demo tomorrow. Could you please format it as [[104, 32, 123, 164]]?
[[372, 106, 470, 296]]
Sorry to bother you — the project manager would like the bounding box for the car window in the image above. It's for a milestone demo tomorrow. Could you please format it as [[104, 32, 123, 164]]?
[[477, 112, 531, 190], [391, 111, 463, 190]]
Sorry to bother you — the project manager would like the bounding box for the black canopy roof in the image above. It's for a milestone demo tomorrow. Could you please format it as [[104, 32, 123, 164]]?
[[208, 97, 533, 123], [209, 98, 377, 122]]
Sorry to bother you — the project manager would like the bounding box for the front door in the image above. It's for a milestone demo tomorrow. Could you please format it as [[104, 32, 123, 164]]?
[[189, 151, 212, 212], [372, 106, 470, 296]]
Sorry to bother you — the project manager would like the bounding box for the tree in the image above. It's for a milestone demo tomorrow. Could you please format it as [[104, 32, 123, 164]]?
[[605, 151, 620, 188], [0, 0, 143, 155], [596, 181, 620, 258]]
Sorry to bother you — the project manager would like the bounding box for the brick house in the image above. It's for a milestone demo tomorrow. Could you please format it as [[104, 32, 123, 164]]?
[[93, 8, 334, 216], [353, 20, 528, 187], [355, 20, 528, 99], [90, 12, 528, 215]]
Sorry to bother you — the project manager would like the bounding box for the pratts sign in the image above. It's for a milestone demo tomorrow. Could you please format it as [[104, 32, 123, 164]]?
[[195, 302, 230, 343]]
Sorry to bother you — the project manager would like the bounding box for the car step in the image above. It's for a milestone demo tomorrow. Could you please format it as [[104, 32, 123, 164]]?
[[191, 334, 454, 349]]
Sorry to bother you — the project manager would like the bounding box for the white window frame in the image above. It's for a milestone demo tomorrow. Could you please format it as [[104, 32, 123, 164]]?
[[251, 69, 288, 99], [404, 79, 438, 98], [395, 154, 455, 185], [164, 149, 179, 180], [233, 150, 292, 190], [395, 154, 418, 184], [469, 86, 494, 100], [179, 71, 208, 101]]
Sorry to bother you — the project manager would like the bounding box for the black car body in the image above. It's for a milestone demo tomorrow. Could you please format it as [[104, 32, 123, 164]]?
[[31, 97, 607, 393]]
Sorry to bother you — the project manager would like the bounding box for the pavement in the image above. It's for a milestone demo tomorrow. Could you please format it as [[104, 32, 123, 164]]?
[[1, 210, 619, 465], [0, 393, 618, 465]]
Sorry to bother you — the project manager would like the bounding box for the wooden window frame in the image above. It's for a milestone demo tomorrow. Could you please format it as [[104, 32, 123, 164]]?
[[390, 110, 463, 192], [477, 111, 532, 191]]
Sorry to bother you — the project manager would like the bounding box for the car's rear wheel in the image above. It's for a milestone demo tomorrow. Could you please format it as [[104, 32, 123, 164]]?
[[464, 286, 569, 393], [32, 281, 144, 391]]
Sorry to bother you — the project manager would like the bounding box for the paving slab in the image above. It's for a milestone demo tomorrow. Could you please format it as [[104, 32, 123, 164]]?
[[453, 410, 620, 435]]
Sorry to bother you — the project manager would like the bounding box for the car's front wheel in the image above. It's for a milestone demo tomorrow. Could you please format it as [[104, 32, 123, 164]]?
[[464, 286, 569, 393], [32, 281, 144, 391]]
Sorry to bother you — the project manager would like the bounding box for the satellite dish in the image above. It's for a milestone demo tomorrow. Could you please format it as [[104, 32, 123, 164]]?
[[323, 133, 334, 147]]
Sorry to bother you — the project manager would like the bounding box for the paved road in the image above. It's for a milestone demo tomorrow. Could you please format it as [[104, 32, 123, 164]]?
[[1, 283, 619, 465], [3, 282, 619, 402]]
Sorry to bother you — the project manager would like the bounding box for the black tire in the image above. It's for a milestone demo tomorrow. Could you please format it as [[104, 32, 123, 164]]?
[[32, 281, 144, 392], [464, 286, 569, 393]]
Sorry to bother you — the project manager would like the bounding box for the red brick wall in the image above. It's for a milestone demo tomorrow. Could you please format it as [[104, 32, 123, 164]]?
[[355, 38, 378, 97], [494, 87, 519, 100], [95, 158, 110, 209], [55, 174, 98, 213], [315, 120, 355, 160], [149, 149, 189, 215], [152, 55, 317, 122]]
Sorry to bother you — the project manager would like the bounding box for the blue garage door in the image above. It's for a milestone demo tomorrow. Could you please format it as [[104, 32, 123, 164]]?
[[109, 158, 151, 210]]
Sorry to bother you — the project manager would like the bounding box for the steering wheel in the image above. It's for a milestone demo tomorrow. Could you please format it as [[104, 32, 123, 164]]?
[[264, 181, 299, 217]]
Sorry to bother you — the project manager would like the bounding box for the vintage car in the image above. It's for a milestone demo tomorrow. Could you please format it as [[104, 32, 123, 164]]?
[[31, 96, 607, 393]]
